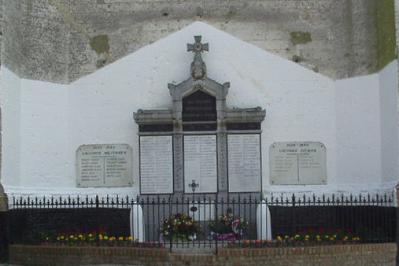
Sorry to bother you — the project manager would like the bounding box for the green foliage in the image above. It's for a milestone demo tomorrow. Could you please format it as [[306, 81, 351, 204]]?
[[208, 212, 248, 234], [290, 31, 312, 45], [90, 34, 110, 55], [161, 213, 200, 241]]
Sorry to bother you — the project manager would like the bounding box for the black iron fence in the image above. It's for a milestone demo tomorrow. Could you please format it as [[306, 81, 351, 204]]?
[[7, 192, 396, 251]]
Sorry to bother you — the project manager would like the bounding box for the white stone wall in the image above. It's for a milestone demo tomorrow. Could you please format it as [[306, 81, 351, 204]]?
[[1, 22, 397, 197]]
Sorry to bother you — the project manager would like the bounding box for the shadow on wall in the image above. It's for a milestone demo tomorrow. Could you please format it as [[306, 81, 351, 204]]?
[[0, 212, 9, 262]]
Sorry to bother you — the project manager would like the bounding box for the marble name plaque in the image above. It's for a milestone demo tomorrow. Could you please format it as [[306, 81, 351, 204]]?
[[77, 144, 133, 187], [270, 142, 326, 185], [228, 134, 261, 192], [184, 135, 217, 193], [140, 136, 173, 194]]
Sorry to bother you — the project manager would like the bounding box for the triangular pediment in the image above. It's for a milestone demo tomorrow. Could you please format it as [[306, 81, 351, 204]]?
[[73, 22, 331, 110]]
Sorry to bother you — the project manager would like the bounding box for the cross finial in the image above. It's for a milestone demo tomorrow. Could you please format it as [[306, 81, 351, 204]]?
[[187, 36, 209, 54]]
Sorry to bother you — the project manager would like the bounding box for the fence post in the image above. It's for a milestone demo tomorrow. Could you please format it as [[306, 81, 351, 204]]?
[[0, 184, 9, 263], [95, 195, 100, 246]]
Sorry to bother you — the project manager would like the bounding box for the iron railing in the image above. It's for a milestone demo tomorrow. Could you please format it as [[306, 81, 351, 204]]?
[[7, 192, 396, 251]]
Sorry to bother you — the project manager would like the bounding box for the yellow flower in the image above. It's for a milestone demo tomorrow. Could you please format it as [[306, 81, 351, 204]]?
[[118, 236, 124, 241], [127, 236, 133, 241], [60, 235, 65, 240], [103, 235, 108, 240], [277, 235, 283, 241], [284, 235, 289, 239], [88, 233, 93, 237]]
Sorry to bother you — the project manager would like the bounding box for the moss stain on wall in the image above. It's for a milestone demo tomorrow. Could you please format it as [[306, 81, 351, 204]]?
[[290, 31, 312, 45], [375, 0, 397, 70], [90, 35, 110, 55]]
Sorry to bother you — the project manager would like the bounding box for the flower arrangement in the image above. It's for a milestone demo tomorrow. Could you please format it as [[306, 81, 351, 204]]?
[[161, 213, 200, 241], [208, 212, 248, 240]]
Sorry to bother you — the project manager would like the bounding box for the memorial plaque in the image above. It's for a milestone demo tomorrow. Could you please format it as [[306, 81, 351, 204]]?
[[270, 142, 326, 185], [140, 136, 173, 194], [228, 134, 261, 192], [77, 144, 133, 187], [184, 135, 217, 193]]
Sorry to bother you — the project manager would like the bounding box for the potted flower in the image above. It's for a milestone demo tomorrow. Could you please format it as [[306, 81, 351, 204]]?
[[161, 213, 200, 241], [208, 211, 248, 241]]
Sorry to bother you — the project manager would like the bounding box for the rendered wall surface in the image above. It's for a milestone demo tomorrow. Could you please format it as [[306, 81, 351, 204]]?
[[1, 22, 397, 197]]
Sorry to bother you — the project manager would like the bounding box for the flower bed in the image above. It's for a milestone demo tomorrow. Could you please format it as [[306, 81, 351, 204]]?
[[41, 231, 162, 248], [226, 228, 361, 248]]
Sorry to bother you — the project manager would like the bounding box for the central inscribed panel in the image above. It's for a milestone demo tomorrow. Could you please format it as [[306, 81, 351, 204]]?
[[184, 135, 217, 193]]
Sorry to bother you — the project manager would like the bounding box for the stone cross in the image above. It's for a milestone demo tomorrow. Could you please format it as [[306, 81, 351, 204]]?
[[187, 36, 209, 80], [187, 36, 209, 54]]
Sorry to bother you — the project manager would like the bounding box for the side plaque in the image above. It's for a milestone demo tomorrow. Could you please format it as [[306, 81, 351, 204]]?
[[184, 135, 217, 193], [140, 136, 173, 194], [228, 134, 261, 192], [270, 142, 327, 185], [77, 144, 133, 187]]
